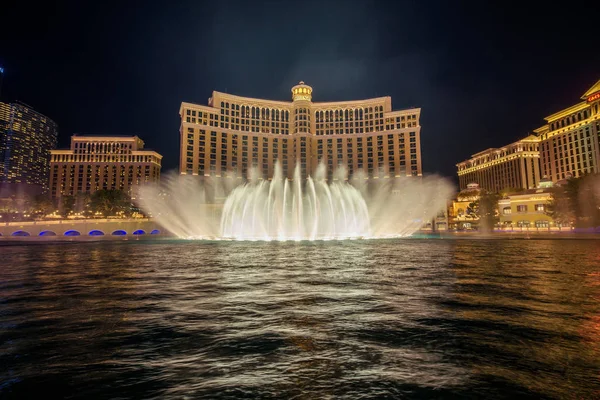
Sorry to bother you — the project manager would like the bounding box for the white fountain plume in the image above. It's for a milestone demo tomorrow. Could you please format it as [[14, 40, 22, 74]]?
[[137, 174, 221, 239], [139, 162, 454, 241], [219, 163, 371, 240]]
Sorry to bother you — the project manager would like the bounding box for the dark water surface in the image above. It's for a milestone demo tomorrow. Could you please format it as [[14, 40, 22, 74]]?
[[1, 239, 600, 399]]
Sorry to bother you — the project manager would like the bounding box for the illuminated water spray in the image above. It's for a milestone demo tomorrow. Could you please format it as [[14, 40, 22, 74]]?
[[139, 163, 454, 241]]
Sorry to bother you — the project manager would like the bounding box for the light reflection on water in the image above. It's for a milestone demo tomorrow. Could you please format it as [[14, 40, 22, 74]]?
[[1, 239, 599, 399]]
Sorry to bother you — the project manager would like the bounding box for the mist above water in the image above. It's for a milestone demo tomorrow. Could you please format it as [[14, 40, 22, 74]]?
[[139, 163, 454, 240]]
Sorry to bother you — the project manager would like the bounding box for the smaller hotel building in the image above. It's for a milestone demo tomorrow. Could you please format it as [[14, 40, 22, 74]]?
[[49, 136, 162, 200], [456, 135, 541, 192]]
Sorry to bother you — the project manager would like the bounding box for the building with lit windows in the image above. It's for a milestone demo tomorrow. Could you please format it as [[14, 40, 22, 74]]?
[[456, 135, 541, 192], [448, 182, 481, 230], [535, 79, 600, 181], [456, 78, 600, 192], [49, 136, 162, 200], [498, 182, 555, 230], [179, 82, 422, 191], [0, 101, 58, 197]]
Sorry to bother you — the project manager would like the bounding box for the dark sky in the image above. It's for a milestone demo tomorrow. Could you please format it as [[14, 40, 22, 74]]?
[[2, 0, 599, 180]]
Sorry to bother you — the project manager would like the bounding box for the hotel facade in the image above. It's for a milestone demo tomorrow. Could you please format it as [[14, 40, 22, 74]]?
[[456, 135, 541, 193], [498, 187, 554, 229], [456, 79, 600, 192], [535, 80, 600, 182], [179, 82, 422, 184], [49, 136, 162, 200]]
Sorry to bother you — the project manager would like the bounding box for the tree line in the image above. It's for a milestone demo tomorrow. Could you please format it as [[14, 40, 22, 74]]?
[[546, 174, 600, 228], [0, 189, 141, 220]]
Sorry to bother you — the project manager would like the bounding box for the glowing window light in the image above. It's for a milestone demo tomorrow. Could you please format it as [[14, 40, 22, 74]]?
[[64, 230, 81, 236], [111, 230, 127, 236]]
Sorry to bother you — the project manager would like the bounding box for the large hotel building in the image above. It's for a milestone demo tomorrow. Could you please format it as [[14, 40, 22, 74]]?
[[457, 79, 600, 191], [179, 82, 422, 184], [49, 136, 162, 200], [0, 101, 58, 196]]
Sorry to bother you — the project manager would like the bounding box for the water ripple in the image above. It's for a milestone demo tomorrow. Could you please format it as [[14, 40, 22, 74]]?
[[0, 239, 599, 399]]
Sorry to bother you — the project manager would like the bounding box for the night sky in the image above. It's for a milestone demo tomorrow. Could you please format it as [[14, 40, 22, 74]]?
[[2, 1, 599, 180]]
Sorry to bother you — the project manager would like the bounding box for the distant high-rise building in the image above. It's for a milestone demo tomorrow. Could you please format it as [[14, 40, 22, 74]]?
[[0, 102, 58, 196], [179, 82, 423, 185], [49, 135, 162, 200]]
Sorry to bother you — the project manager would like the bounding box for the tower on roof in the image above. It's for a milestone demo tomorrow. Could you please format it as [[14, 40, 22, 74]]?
[[291, 81, 313, 102]]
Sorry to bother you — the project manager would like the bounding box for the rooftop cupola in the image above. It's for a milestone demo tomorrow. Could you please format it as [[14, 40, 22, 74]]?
[[291, 81, 313, 102]]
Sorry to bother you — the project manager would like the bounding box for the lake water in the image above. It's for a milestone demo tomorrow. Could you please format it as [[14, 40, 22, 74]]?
[[1, 238, 599, 399]]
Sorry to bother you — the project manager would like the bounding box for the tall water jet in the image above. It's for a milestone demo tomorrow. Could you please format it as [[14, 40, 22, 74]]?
[[220, 163, 371, 240], [139, 163, 454, 240]]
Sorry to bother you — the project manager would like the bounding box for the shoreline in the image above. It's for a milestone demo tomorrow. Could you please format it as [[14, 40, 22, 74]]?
[[426, 231, 600, 240], [1, 231, 598, 244]]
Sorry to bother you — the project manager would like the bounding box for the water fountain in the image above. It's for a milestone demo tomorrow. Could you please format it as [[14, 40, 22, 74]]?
[[138, 163, 454, 240]]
